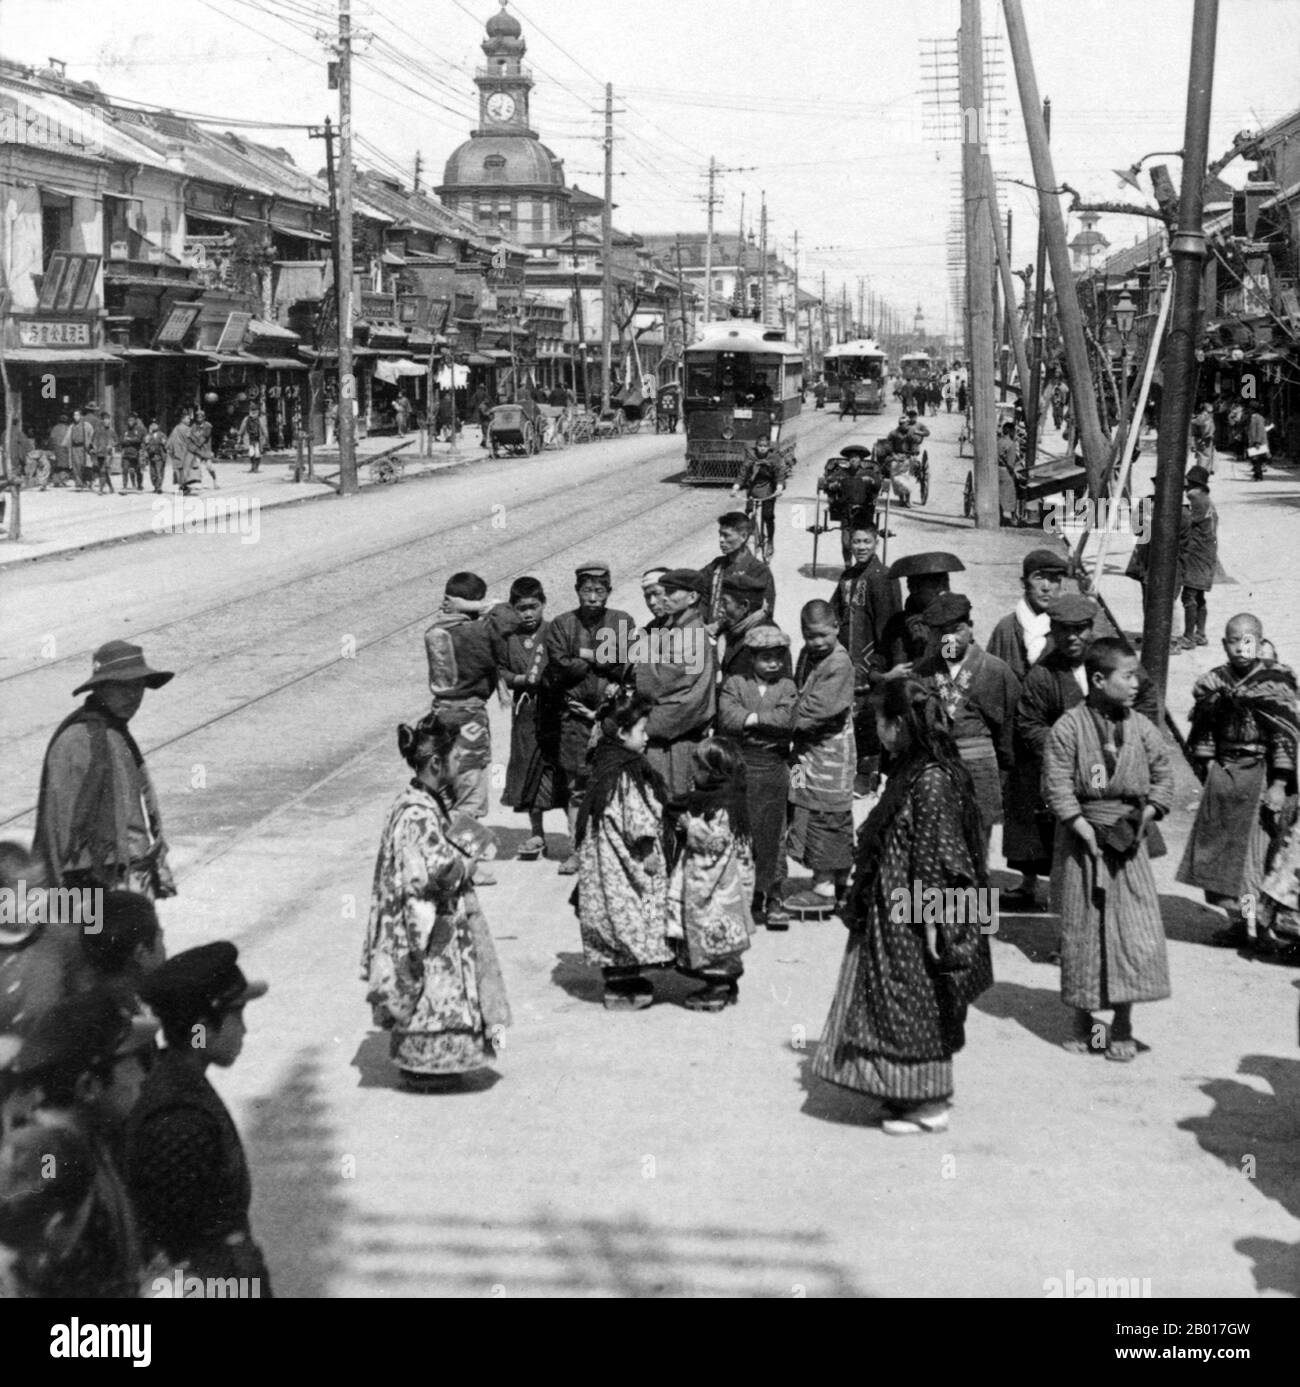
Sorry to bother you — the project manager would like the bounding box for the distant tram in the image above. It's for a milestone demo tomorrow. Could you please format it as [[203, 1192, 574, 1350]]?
[[823, 339, 887, 413], [682, 320, 804, 484], [897, 351, 934, 384]]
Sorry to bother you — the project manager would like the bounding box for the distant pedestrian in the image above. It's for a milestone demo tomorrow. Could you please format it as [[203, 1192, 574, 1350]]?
[[468, 385, 491, 446], [1172, 466, 1218, 652], [665, 739, 755, 1011], [572, 690, 672, 1010], [237, 407, 268, 473], [167, 410, 198, 494], [127, 942, 273, 1288], [120, 413, 145, 491], [192, 410, 217, 488], [1246, 404, 1270, 480], [392, 394, 411, 435], [1043, 638, 1173, 1062], [67, 408, 92, 490], [811, 676, 992, 1135], [91, 410, 116, 494], [34, 641, 177, 898], [142, 421, 167, 493], [363, 714, 510, 1089], [45, 413, 72, 490], [1191, 402, 1215, 474]]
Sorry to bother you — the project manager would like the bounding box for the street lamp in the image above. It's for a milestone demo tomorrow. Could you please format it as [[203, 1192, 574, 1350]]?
[[1113, 289, 1137, 425]]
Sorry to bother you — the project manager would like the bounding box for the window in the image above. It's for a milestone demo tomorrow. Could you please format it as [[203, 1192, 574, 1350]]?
[[40, 194, 72, 268]]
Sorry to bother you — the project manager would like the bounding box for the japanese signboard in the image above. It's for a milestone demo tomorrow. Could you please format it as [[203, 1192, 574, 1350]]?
[[215, 311, 253, 354], [17, 320, 91, 347], [153, 303, 202, 349], [36, 252, 101, 313]]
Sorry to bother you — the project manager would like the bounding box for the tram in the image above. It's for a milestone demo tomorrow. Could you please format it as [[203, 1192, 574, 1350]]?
[[681, 320, 804, 484], [823, 339, 887, 413], [897, 351, 934, 385]]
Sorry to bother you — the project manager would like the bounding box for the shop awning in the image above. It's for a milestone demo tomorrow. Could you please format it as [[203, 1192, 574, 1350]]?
[[245, 318, 301, 343], [115, 347, 173, 358], [257, 357, 307, 371], [0, 347, 123, 365], [270, 222, 331, 244], [184, 350, 263, 366], [186, 210, 250, 228], [374, 358, 427, 383], [382, 250, 407, 266], [466, 352, 496, 366]]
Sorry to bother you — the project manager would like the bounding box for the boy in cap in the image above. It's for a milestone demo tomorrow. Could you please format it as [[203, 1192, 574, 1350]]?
[[1172, 466, 1218, 653], [831, 521, 901, 795], [1043, 638, 1173, 1061], [633, 569, 717, 842], [718, 625, 797, 928], [3, 990, 158, 1296], [787, 600, 857, 915], [913, 593, 1021, 842], [701, 512, 776, 629], [546, 562, 637, 874], [126, 941, 272, 1292], [34, 641, 177, 898], [1177, 613, 1299, 949], [874, 551, 966, 677]]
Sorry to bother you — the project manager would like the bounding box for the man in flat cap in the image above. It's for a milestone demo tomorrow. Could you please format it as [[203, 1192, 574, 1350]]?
[[715, 568, 783, 682], [1174, 465, 1218, 653], [700, 512, 776, 630], [1010, 593, 1159, 910], [633, 569, 717, 843], [873, 551, 966, 679], [125, 941, 272, 1293], [988, 548, 1069, 683], [34, 641, 177, 899], [546, 562, 637, 875], [3, 990, 158, 1296], [913, 594, 1021, 842]]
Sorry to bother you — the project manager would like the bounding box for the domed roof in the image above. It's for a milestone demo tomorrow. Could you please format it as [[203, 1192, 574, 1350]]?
[[486, 2, 522, 40], [441, 135, 566, 190]]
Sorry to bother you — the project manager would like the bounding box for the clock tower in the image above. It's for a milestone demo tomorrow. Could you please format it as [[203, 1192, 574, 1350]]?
[[437, 1, 571, 241]]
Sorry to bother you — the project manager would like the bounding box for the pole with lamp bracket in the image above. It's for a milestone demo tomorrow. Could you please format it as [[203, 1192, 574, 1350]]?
[[1112, 289, 1137, 429]]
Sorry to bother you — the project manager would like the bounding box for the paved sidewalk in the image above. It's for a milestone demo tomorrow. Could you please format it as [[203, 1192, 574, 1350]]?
[[0, 431, 488, 566]]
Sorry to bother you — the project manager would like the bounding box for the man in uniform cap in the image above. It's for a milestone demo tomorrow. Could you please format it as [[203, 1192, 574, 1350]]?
[[633, 569, 717, 843], [546, 563, 637, 874], [125, 942, 272, 1293], [873, 551, 966, 678], [34, 641, 176, 900], [1009, 592, 1159, 909], [700, 511, 776, 629], [912, 594, 1021, 841], [716, 568, 782, 682], [3, 990, 158, 1297]]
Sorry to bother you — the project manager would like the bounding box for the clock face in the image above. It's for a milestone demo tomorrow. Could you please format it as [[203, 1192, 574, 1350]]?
[[486, 93, 516, 122]]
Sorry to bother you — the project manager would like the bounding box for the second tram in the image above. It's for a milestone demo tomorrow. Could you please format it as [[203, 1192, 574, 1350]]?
[[823, 339, 887, 412], [682, 321, 804, 484]]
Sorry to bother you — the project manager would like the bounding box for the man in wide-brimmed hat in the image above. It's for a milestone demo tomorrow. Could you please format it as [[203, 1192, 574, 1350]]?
[[34, 641, 176, 898]]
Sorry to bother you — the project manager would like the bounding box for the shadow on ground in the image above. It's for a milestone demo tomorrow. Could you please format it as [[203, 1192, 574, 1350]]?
[[797, 1042, 888, 1130], [1178, 1051, 1300, 1297]]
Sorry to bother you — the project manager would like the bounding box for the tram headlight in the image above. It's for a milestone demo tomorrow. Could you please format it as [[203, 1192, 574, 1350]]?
[[721, 426, 735, 440]]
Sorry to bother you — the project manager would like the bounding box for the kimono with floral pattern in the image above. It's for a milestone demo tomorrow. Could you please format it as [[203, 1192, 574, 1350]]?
[[576, 776, 672, 969], [666, 808, 755, 969], [362, 781, 511, 1075]]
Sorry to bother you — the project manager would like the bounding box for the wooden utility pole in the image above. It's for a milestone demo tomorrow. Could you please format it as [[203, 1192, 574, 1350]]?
[[674, 235, 688, 364], [413, 150, 423, 194], [792, 228, 801, 351], [1004, 0, 1108, 496], [759, 191, 768, 324], [570, 220, 588, 400], [961, 0, 997, 528], [600, 82, 615, 413], [857, 278, 865, 338], [335, 0, 358, 493], [703, 156, 717, 325], [1025, 97, 1051, 469], [985, 158, 1032, 403], [1143, 0, 1218, 711], [820, 270, 828, 350]]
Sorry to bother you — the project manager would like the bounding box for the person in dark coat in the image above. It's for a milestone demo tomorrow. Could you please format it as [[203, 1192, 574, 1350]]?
[[700, 511, 776, 629], [873, 551, 966, 678], [545, 562, 636, 875], [715, 570, 782, 682], [831, 521, 902, 793], [987, 548, 1068, 683], [125, 942, 272, 1293], [1173, 466, 1218, 653], [34, 641, 177, 899], [120, 413, 146, 491]]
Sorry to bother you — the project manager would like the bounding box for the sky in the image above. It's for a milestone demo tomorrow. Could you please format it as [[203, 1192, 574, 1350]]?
[[1, 0, 1298, 342]]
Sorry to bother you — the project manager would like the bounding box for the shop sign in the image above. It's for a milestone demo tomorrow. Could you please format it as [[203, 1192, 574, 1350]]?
[[18, 319, 91, 347], [154, 303, 202, 349], [216, 311, 253, 354]]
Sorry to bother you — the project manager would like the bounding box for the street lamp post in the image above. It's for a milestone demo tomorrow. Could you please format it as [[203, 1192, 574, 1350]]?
[[1113, 289, 1137, 430]]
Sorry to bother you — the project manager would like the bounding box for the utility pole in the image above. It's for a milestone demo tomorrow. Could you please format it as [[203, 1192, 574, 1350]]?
[[961, 0, 997, 529], [857, 278, 865, 338], [412, 150, 423, 194], [759, 191, 768, 324], [1143, 0, 1218, 712], [734, 194, 746, 317], [1004, 0, 1108, 497], [1026, 96, 1051, 469], [985, 156, 1032, 408], [820, 270, 828, 350], [792, 228, 801, 352], [335, 0, 358, 494], [703, 156, 717, 325], [570, 220, 588, 400], [600, 82, 614, 413], [674, 235, 688, 364]]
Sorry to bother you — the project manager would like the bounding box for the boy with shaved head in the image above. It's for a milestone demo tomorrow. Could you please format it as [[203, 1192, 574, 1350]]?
[[1176, 612, 1299, 950]]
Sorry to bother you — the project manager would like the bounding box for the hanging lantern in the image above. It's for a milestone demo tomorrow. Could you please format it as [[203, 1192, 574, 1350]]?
[[204, 391, 219, 404]]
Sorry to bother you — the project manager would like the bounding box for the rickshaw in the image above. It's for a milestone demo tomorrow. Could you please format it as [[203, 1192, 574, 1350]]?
[[486, 399, 544, 457], [655, 383, 680, 433], [811, 444, 887, 569]]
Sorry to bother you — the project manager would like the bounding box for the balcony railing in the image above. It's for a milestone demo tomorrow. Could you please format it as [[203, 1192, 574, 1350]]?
[[475, 65, 532, 81]]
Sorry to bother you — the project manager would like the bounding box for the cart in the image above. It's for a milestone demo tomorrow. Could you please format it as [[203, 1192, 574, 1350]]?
[[486, 400, 543, 457], [964, 451, 1087, 522]]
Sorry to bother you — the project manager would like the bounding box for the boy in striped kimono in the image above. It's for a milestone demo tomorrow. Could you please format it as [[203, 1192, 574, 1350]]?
[[1042, 638, 1174, 1062], [787, 600, 857, 916]]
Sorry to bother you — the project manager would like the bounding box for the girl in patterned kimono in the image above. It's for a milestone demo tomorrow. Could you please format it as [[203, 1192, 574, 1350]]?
[[362, 712, 511, 1091], [573, 692, 673, 1010], [666, 740, 755, 1011], [1042, 640, 1173, 1062], [813, 678, 992, 1135]]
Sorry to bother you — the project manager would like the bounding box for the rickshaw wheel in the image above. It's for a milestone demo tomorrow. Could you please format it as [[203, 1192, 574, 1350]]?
[[490, 435, 503, 458], [963, 471, 975, 518]]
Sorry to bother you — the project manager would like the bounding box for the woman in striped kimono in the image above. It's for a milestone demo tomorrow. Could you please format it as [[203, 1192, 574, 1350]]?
[[1042, 639, 1174, 1062], [813, 678, 992, 1135]]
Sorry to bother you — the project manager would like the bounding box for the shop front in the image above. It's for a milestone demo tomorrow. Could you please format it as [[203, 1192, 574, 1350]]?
[[1, 311, 123, 448]]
